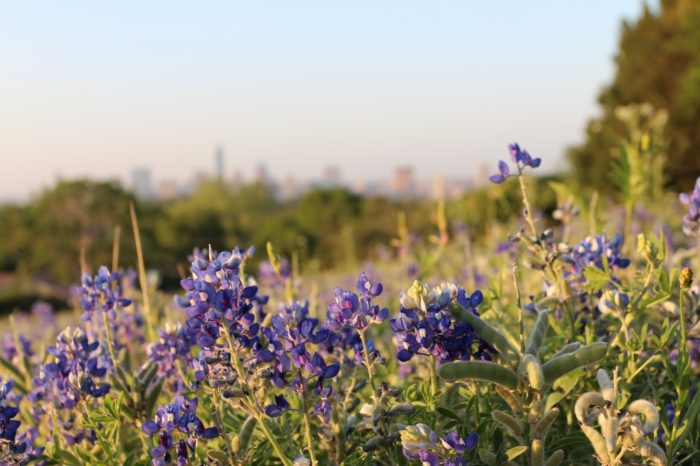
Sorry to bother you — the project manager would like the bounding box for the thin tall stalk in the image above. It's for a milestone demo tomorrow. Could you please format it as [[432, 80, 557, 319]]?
[[129, 202, 156, 342]]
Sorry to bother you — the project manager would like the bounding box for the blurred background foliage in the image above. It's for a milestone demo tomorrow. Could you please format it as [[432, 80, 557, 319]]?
[[3, 0, 700, 311], [0, 176, 557, 310], [568, 0, 700, 192]]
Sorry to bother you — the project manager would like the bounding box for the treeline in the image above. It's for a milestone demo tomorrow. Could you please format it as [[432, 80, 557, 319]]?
[[0, 177, 556, 302]]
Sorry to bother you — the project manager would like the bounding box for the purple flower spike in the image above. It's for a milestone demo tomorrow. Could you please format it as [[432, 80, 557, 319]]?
[[680, 177, 700, 236], [490, 143, 542, 184], [489, 160, 510, 184]]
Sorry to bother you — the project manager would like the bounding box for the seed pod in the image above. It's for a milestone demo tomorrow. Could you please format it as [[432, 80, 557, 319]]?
[[633, 437, 667, 466], [575, 392, 605, 425], [372, 406, 385, 425], [526, 311, 549, 356], [528, 399, 543, 424], [580, 424, 610, 464], [551, 342, 581, 359], [533, 408, 559, 438], [235, 416, 257, 453], [388, 403, 415, 416], [495, 386, 521, 414], [518, 354, 544, 390], [222, 388, 245, 399], [363, 436, 388, 452], [542, 342, 607, 385], [492, 410, 524, 436], [627, 400, 660, 434], [531, 439, 544, 466], [598, 413, 618, 454], [596, 369, 615, 404], [543, 449, 564, 466], [439, 361, 519, 389], [207, 449, 229, 464], [478, 449, 497, 465], [453, 310, 520, 367]]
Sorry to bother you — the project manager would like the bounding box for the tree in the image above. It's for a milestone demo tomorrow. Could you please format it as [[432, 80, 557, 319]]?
[[568, 0, 700, 192]]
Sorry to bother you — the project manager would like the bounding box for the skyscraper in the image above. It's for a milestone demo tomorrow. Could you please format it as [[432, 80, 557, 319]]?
[[215, 145, 225, 180], [132, 168, 153, 199]]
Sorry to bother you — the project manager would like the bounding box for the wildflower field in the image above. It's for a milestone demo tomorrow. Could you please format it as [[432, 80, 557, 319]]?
[[1, 143, 699, 466]]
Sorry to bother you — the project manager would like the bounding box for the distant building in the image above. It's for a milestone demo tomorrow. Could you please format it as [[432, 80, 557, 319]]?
[[321, 165, 342, 187], [431, 175, 446, 200], [132, 168, 153, 199], [156, 179, 181, 201], [215, 145, 225, 180], [392, 166, 415, 198], [254, 163, 269, 185]]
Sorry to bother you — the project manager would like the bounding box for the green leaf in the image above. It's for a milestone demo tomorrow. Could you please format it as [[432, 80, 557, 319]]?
[[436, 407, 461, 421], [582, 267, 611, 292], [505, 445, 529, 460]]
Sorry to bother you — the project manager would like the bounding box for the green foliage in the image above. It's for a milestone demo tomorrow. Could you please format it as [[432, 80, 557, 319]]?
[[568, 0, 700, 192]]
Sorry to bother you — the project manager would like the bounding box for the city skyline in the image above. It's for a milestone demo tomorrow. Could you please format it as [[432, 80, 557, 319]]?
[[0, 1, 651, 201], [125, 148, 477, 203]]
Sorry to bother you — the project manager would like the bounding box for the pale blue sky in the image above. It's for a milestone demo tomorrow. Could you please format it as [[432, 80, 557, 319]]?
[[0, 1, 652, 200]]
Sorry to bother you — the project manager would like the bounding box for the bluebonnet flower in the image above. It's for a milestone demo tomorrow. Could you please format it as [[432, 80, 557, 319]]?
[[324, 274, 387, 366], [16, 427, 44, 465], [31, 301, 55, 328], [490, 143, 541, 184], [1, 334, 33, 365], [78, 266, 132, 321], [264, 394, 291, 418], [400, 423, 477, 466], [1, 380, 25, 462], [597, 290, 631, 316], [326, 273, 389, 331], [146, 323, 196, 393], [260, 301, 341, 422], [680, 177, 700, 236], [31, 327, 111, 409], [390, 282, 493, 363], [570, 233, 630, 274], [176, 248, 261, 351], [142, 395, 218, 466], [258, 258, 292, 289]]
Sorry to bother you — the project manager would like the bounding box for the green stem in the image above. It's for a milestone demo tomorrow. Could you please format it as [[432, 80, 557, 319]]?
[[517, 174, 538, 238], [512, 264, 525, 353], [129, 202, 156, 342], [359, 329, 378, 404], [212, 392, 235, 458], [671, 286, 689, 443], [300, 375, 318, 466], [429, 356, 439, 397], [221, 324, 293, 466], [252, 408, 293, 466], [678, 287, 688, 361], [102, 312, 118, 367]]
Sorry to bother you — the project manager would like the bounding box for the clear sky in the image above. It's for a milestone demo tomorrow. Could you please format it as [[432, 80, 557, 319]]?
[[0, 1, 652, 200]]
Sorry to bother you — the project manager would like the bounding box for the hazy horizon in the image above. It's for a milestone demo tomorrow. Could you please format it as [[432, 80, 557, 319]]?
[[0, 1, 651, 201]]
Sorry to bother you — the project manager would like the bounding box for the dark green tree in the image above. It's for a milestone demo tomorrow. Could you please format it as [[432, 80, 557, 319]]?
[[568, 0, 700, 192]]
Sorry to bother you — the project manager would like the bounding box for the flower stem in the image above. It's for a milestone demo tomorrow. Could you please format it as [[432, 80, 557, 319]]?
[[517, 173, 538, 238], [251, 407, 293, 466], [129, 202, 156, 342], [102, 312, 118, 367], [359, 329, 378, 404], [299, 376, 318, 466], [512, 264, 525, 353], [221, 323, 293, 466]]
